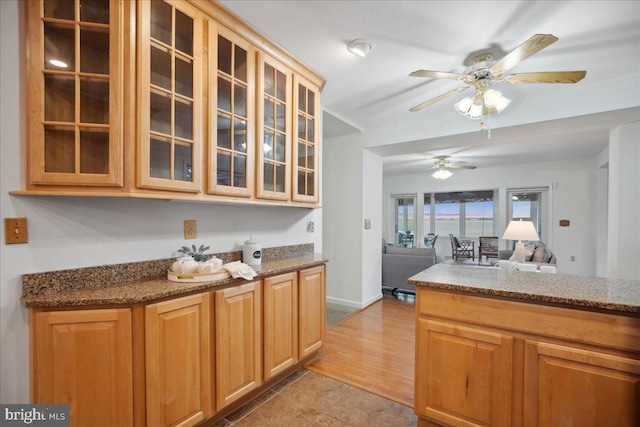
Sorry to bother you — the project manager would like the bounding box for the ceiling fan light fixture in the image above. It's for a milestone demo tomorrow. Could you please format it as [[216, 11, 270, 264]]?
[[454, 96, 474, 116], [347, 39, 374, 57], [432, 169, 453, 180], [483, 89, 511, 113], [467, 103, 483, 120]]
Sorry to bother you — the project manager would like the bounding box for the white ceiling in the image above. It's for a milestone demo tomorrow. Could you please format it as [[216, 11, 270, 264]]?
[[219, 1, 640, 174]]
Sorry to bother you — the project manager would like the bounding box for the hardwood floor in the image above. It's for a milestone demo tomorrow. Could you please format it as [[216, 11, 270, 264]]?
[[306, 293, 416, 407]]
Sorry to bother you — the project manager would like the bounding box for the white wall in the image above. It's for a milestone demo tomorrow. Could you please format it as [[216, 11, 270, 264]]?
[[0, 1, 321, 404], [361, 150, 383, 306], [607, 122, 640, 280], [383, 158, 599, 276]]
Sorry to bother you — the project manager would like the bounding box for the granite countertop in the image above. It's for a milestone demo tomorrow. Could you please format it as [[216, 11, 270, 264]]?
[[408, 264, 640, 316], [22, 251, 326, 308]]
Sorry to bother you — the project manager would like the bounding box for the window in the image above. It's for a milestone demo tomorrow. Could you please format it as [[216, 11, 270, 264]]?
[[507, 188, 547, 242], [393, 196, 416, 246], [424, 190, 495, 239]]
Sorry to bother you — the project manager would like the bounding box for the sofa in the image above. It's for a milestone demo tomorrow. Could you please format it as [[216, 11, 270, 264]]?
[[382, 245, 437, 294], [498, 241, 556, 266]]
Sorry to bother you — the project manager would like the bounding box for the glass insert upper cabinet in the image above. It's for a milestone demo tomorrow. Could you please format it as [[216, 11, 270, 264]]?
[[256, 52, 292, 201], [292, 76, 320, 203], [138, 0, 202, 193], [209, 25, 255, 197], [26, 0, 124, 186]]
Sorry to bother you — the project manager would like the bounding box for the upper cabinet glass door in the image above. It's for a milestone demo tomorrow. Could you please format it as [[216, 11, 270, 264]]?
[[292, 76, 320, 203], [139, 0, 202, 192], [257, 53, 291, 201], [27, 0, 124, 186], [209, 26, 254, 197]]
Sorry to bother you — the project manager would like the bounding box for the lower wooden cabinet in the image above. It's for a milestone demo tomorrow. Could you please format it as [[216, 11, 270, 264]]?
[[145, 293, 212, 427], [415, 288, 640, 427], [523, 341, 640, 427], [214, 282, 262, 410], [263, 272, 298, 380], [415, 319, 513, 427], [31, 309, 133, 427], [298, 266, 325, 358]]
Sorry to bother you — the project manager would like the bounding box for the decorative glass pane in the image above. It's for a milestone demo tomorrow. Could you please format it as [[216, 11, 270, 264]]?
[[233, 154, 246, 187], [80, 79, 109, 124], [45, 0, 75, 20], [233, 119, 246, 153], [217, 77, 231, 112], [308, 90, 315, 116], [80, 0, 109, 24], [298, 84, 306, 113], [297, 170, 305, 196], [217, 36, 232, 75], [234, 84, 246, 117], [150, 138, 171, 179], [263, 162, 274, 192], [45, 75, 75, 122], [306, 172, 314, 196], [298, 113, 306, 140], [174, 10, 193, 55], [235, 45, 247, 82], [275, 164, 285, 192], [44, 23, 75, 71], [263, 131, 274, 159], [216, 152, 231, 186], [217, 114, 231, 149], [174, 143, 193, 182], [44, 126, 75, 173], [276, 70, 286, 101], [307, 144, 315, 170], [298, 142, 306, 168], [275, 103, 286, 132], [175, 57, 193, 98], [80, 130, 109, 174], [174, 100, 193, 140], [264, 64, 275, 96], [150, 46, 171, 90], [308, 118, 314, 141], [150, 92, 171, 135], [264, 98, 274, 128], [275, 133, 285, 163], [150, 0, 172, 45], [80, 27, 109, 74]]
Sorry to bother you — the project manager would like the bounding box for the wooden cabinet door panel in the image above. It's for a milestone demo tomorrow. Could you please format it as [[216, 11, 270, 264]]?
[[33, 309, 133, 427], [524, 341, 640, 427], [292, 75, 320, 203], [415, 319, 513, 427], [298, 266, 325, 358], [215, 282, 262, 410], [145, 293, 212, 427], [264, 272, 298, 380]]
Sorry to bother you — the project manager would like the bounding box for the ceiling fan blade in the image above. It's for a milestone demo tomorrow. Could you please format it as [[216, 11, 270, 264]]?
[[447, 164, 477, 169], [502, 70, 586, 84], [410, 70, 472, 82], [409, 87, 469, 112], [489, 34, 558, 77]]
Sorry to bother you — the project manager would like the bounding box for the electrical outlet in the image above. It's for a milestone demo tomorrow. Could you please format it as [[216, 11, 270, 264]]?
[[570, 255, 576, 262], [5, 218, 28, 244], [184, 220, 197, 240], [306, 221, 314, 233]]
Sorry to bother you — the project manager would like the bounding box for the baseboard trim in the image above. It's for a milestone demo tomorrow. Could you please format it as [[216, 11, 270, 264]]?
[[327, 293, 383, 309]]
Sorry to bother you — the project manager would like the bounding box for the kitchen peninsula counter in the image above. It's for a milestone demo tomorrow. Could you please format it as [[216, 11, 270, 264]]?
[[408, 263, 640, 316], [410, 264, 639, 427], [22, 245, 326, 308]]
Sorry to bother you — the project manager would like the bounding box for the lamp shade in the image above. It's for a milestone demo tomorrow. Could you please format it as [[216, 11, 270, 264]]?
[[502, 219, 539, 241], [432, 169, 453, 180]]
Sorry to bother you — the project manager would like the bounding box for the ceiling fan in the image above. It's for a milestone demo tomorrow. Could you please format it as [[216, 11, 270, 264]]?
[[430, 156, 476, 180], [409, 34, 587, 118]]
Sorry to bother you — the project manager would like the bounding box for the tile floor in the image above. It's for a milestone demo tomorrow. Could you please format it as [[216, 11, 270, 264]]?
[[212, 369, 417, 427], [325, 302, 358, 326]]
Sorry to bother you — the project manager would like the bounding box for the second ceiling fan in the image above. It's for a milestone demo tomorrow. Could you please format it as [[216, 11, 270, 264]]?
[[409, 34, 587, 118]]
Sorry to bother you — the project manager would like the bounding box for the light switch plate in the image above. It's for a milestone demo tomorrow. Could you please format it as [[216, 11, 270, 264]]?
[[184, 220, 197, 240], [364, 219, 371, 229], [5, 217, 28, 244]]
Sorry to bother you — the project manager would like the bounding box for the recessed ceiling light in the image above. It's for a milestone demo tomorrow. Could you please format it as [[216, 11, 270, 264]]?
[[347, 39, 374, 57], [49, 59, 68, 68]]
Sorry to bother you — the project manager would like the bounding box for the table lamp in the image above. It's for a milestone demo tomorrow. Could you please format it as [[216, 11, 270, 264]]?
[[501, 219, 539, 263]]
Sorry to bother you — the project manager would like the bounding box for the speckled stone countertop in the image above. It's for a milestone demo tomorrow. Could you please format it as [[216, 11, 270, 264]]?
[[22, 244, 326, 308], [408, 264, 640, 316]]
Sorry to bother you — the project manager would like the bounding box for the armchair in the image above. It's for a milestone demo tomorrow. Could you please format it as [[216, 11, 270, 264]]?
[[449, 234, 475, 261]]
